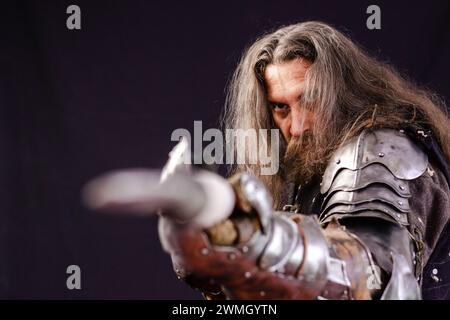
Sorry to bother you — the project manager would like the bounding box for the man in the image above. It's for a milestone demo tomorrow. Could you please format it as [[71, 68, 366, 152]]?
[[86, 21, 450, 299]]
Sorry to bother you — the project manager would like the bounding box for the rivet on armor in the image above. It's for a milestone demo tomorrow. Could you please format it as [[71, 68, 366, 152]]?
[[244, 272, 252, 279], [228, 253, 237, 260], [201, 248, 209, 256], [241, 246, 249, 253], [399, 185, 405, 190], [260, 291, 266, 297], [378, 152, 385, 157], [432, 268, 438, 275], [398, 201, 403, 206]]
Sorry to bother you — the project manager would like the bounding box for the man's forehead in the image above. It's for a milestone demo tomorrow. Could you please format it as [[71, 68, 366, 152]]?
[[264, 58, 311, 100], [264, 58, 311, 81]]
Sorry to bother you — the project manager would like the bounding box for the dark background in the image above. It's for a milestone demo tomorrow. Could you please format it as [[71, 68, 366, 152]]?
[[0, 0, 449, 299]]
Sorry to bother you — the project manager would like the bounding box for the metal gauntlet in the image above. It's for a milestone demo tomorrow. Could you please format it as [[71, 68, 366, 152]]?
[[159, 173, 378, 300]]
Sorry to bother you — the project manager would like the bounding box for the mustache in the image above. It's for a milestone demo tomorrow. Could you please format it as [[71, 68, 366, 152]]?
[[284, 132, 314, 162]]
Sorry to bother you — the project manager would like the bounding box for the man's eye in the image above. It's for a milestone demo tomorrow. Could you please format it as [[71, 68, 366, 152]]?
[[271, 103, 289, 110]]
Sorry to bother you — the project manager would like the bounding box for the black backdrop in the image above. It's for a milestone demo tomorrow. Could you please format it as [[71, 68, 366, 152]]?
[[0, 0, 449, 299]]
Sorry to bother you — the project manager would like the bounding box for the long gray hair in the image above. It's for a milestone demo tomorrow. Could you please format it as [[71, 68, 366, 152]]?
[[223, 21, 450, 208]]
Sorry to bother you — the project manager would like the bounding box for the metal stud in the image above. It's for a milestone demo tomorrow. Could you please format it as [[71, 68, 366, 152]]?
[[399, 185, 405, 190], [432, 268, 438, 275], [244, 272, 252, 279], [398, 201, 403, 206], [378, 152, 385, 157], [201, 248, 209, 256], [342, 290, 349, 299]]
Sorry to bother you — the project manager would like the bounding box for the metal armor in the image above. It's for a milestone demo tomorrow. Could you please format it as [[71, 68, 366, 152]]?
[[84, 129, 430, 299], [316, 128, 426, 299], [155, 129, 427, 299]]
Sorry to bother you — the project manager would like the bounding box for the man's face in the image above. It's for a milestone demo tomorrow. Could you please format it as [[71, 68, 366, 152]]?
[[264, 58, 315, 143]]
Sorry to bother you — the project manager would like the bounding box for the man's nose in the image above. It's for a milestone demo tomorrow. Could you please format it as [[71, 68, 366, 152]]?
[[289, 107, 313, 138]]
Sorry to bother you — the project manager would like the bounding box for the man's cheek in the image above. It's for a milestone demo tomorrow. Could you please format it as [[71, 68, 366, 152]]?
[[282, 127, 291, 142]]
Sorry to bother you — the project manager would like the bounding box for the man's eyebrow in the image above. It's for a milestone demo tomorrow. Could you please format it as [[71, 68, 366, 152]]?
[[267, 99, 285, 105], [266, 95, 279, 104]]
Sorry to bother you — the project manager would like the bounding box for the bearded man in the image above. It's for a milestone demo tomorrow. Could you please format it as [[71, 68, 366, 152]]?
[[85, 21, 450, 300]]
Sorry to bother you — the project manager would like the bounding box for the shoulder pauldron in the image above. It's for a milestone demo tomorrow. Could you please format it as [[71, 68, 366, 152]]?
[[319, 129, 428, 226]]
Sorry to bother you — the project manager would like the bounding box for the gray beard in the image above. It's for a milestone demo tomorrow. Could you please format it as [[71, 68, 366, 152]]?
[[282, 133, 327, 185]]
